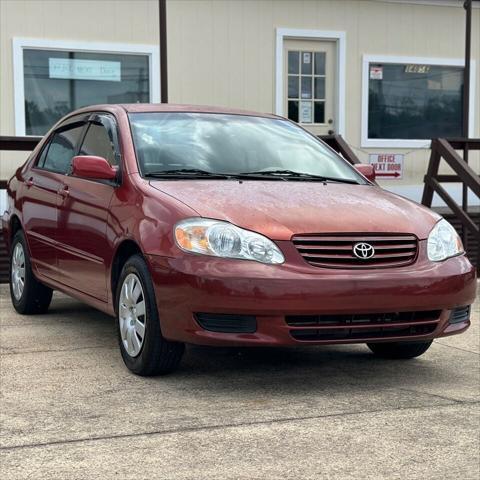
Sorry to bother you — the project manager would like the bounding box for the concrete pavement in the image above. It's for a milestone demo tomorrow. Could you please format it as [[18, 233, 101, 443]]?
[[0, 283, 478, 479]]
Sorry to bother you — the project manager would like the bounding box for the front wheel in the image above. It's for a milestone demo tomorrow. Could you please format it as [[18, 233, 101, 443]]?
[[367, 340, 433, 359], [116, 254, 184, 376], [10, 230, 53, 314]]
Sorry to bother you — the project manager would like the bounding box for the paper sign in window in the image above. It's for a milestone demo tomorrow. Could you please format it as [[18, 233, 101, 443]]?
[[49, 58, 121, 82], [299, 101, 313, 123]]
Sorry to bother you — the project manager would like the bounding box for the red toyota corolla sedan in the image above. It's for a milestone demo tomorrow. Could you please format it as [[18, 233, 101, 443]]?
[[2, 104, 476, 375]]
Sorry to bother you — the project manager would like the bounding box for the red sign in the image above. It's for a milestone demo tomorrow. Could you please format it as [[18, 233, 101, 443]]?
[[368, 153, 404, 180]]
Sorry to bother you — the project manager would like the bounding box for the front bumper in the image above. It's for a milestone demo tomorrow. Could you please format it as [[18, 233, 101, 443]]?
[[147, 240, 477, 346]]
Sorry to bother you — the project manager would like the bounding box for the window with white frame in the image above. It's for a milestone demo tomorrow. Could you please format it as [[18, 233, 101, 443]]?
[[14, 39, 159, 135], [362, 56, 474, 147]]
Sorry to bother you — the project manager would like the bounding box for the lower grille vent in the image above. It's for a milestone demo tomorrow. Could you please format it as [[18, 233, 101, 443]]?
[[195, 313, 257, 333], [286, 310, 441, 342], [449, 306, 471, 324], [290, 324, 436, 341]]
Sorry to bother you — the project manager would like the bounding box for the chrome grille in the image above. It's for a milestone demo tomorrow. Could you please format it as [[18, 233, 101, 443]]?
[[292, 233, 418, 269]]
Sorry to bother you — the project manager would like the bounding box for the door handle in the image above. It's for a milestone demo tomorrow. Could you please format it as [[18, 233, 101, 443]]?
[[58, 186, 69, 198], [25, 177, 34, 188]]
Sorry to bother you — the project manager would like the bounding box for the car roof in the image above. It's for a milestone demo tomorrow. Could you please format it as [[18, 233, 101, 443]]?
[[72, 103, 280, 119]]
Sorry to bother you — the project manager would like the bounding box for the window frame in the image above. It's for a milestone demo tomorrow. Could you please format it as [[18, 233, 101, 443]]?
[[361, 54, 476, 149], [13, 37, 160, 136]]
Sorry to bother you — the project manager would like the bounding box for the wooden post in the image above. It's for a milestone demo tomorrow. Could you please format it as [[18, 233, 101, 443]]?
[[159, 0, 168, 103], [462, 0, 472, 247]]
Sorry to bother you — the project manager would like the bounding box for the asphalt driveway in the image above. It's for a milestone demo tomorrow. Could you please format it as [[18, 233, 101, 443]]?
[[1, 283, 479, 479]]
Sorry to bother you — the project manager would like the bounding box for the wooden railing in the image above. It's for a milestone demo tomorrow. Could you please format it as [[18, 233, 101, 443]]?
[[0, 136, 42, 189], [319, 134, 361, 165], [421, 138, 480, 270], [0, 136, 42, 282]]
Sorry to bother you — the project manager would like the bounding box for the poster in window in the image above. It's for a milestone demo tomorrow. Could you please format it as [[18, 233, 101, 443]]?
[[299, 102, 313, 123]]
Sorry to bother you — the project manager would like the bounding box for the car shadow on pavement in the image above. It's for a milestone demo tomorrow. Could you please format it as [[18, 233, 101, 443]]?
[[24, 292, 463, 396], [182, 343, 443, 382]]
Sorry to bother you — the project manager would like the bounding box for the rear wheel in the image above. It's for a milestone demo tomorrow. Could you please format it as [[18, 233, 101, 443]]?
[[367, 340, 433, 359], [116, 254, 184, 376], [10, 230, 53, 314]]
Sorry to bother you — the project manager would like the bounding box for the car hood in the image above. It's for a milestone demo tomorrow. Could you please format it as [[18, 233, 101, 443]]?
[[150, 180, 440, 240]]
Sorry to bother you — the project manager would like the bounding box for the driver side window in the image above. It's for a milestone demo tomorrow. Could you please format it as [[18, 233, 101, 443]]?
[[79, 121, 117, 166]]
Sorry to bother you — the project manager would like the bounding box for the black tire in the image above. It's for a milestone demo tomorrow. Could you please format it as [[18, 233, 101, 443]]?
[[367, 340, 433, 359], [10, 230, 53, 314], [115, 254, 184, 376]]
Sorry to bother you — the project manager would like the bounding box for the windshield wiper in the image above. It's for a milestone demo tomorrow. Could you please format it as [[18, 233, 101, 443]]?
[[145, 169, 234, 179], [145, 168, 360, 184], [239, 169, 360, 184], [145, 169, 287, 181]]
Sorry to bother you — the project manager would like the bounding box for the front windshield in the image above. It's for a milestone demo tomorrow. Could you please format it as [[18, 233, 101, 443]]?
[[128, 112, 364, 182]]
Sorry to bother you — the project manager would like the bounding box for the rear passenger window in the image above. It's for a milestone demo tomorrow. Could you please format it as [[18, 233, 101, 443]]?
[[40, 125, 84, 174], [79, 123, 117, 165]]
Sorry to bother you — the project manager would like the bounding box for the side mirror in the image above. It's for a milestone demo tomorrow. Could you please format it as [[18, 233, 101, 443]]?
[[72, 155, 117, 181], [354, 163, 376, 182]]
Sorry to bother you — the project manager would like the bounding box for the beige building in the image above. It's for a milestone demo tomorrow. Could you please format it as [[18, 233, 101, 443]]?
[[0, 0, 479, 207]]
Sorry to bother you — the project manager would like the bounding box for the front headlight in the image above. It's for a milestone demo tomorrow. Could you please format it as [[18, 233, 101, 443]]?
[[174, 218, 285, 264], [427, 219, 464, 262]]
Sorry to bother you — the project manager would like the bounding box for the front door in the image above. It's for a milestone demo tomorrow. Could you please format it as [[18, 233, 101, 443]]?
[[284, 39, 336, 135], [56, 115, 119, 301]]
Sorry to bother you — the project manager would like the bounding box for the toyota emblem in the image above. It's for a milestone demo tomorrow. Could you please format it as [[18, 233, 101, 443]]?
[[353, 242, 375, 259]]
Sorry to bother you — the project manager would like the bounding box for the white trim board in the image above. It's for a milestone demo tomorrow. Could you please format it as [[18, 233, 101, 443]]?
[[361, 54, 476, 149], [12, 37, 160, 136], [275, 28, 346, 137]]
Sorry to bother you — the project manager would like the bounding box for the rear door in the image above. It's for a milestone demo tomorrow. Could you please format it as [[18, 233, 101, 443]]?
[[56, 114, 119, 301], [22, 121, 86, 280]]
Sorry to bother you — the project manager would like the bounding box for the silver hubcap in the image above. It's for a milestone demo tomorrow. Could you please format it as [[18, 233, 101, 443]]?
[[119, 273, 146, 357], [11, 243, 25, 301]]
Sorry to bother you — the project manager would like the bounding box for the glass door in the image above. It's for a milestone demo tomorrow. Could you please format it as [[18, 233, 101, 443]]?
[[284, 39, 336, 136]]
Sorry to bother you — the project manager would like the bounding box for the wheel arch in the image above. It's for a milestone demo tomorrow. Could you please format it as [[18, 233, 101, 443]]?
[[110, 239, 144, 304], [10, 214, 22, 237], [7, 214, 23, 253]]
